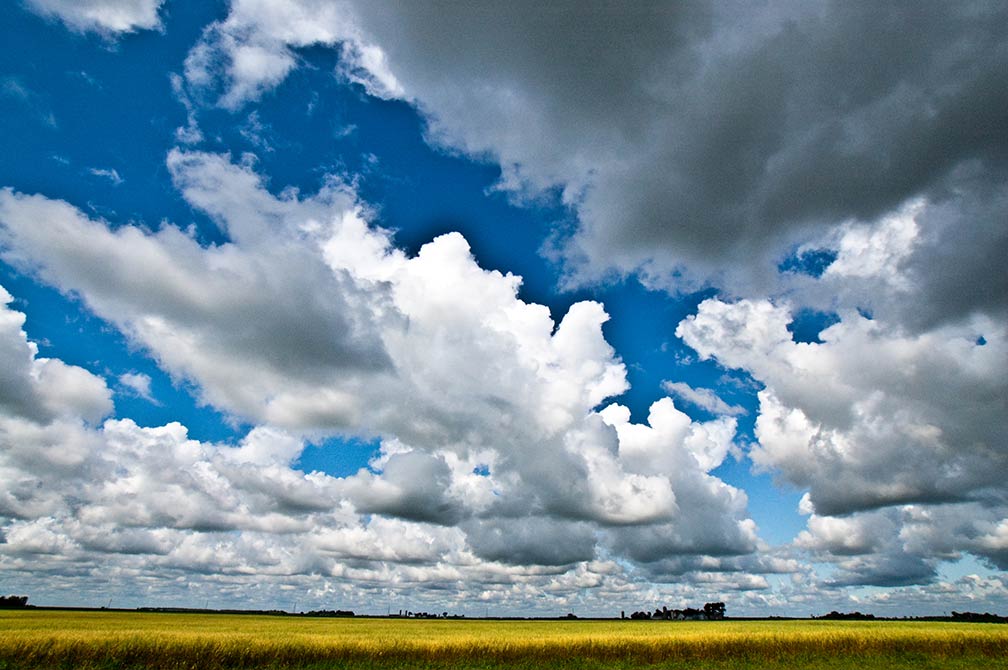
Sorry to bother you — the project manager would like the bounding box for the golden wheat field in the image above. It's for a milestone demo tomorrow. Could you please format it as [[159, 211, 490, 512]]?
[[1, 610, 1006, 669]]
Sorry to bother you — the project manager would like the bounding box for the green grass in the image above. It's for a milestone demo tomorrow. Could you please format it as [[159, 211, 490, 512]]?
[[1, 610, 1006, 669]]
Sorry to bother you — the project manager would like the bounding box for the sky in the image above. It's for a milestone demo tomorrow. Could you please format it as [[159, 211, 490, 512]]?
[[0, 0, 1005, 617]]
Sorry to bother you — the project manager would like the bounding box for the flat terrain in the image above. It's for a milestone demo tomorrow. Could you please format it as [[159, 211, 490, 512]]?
[[1, 610, 1006, 669]]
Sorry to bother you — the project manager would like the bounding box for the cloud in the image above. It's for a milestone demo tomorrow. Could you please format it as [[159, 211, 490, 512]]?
[[661, 381, 746, 417], [675, 297, 1007, 581], [794, 501, 1008, 586], [0, 171, 394, 431], [678, 298, 1006, 513], [0, 285, 112, 427], [24, 0, 165, 35], [0, 279, 763, 612], [182, 2, 396, 110], [1, 76, 57, 128], [180, 2, 1007, 320], [780, 186, 1008, 336], [0, 149, 760, 587], [87, 167, 124, 185], [2, 0, 1004, 613], [0, 285, 113, 519], [117, 371, 154, 402], [461, 517, 598, 567]]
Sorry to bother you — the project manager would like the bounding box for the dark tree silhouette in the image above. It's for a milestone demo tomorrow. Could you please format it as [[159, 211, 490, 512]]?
[[0, 595, 28, 608], [626, 602, 727, 620], [703, 602, 726, 620]]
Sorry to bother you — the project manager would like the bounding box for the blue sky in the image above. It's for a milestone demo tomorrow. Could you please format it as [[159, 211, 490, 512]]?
[[0, 1, 1005, 616]]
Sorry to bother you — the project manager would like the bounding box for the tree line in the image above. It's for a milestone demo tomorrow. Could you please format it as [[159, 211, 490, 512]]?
[[625, 602, 726, 620]]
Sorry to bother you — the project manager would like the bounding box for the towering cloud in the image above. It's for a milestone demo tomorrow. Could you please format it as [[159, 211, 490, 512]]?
[[0, 148, 760, 602]]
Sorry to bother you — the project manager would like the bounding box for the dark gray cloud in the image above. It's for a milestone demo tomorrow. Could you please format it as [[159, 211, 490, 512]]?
[[333, 1, 1008, 312], [902, 177, 1008, 329], [349, 451, 465, 525], [462, 517, 597, 566], [824, 556, 938, 589], [188, 0, 1008, 331], [607, 518, 757, 565], [796, 502, 1008, 587]]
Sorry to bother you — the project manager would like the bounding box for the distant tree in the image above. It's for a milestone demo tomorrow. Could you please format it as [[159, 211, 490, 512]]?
[[0, 595, 28, 608], [703, 602, 726, 619], [303, 609, 354, 617], [950, 611, 1008, 623], [815, 610, 876, 621], [625, 602, 731, 621]]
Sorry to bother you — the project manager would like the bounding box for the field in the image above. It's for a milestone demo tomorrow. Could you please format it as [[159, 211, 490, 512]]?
[[1, 610, 1006, 669]]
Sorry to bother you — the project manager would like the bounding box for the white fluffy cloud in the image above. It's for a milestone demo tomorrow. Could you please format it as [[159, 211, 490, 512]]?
[[118, 372, 154, 402], [0, 148, 761, 598], [24, 0, 165, 34], [0, 286, 112, 428], [676, 296, 1007, 581], [0, 284, 602, 610], [182, 0, 399, 110], [0, 171, 392, 431]]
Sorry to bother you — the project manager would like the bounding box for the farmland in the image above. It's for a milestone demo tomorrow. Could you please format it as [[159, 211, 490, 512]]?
[[1, 610, 1006, 669]]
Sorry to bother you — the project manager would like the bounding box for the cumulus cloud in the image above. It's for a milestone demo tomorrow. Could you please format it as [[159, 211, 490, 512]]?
[[3, 0, 1004, 614], [24, 0, 165, 35], [0, 277, 762, 612], [780, 185, 1008, 336], [0, 148, 761, 596], [678, 298, 1006, 514], [0, 286, 112, 427], [794, 500, 1008, 587], [0, 286, 460, 599], [676, 297, 1007, 581], [0, 286, 112, 518], [0, 174, 393, 431]]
